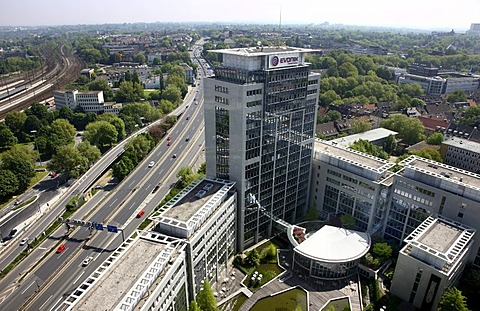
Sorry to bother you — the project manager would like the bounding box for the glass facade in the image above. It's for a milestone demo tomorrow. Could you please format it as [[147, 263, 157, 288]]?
[[294, 252, 360, 280], [215, 107, 229, 179]]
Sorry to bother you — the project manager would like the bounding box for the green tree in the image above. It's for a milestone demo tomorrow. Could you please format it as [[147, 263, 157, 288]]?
[[5, 111, 27, 137], [372, 242, 392, 261], [77, 141, 101, 164], [260, 244, 277, 262], [459, 106, 480, 126], [158, 99, 175, 114], [87, 79, 114, 101], [350, 118, 372, 134], [176, 166, 198, 188], [0, 169, 19, 200], [447, 90, 468, 103], [96, 113, 126, 141], [427, 132, 444, 145], [189, 301, 201, 311], [340, 214, 355, 229], [1, 146, 37, 190], [123, 134, 154, 165], [116, 81, 141, 102], [383, 135, 397, 154], [247, 249, 261, 266], [349, 139, 389, 159], [381, 114, 425, 145], [319, 90, 341, 107], [0, 127, 18, 151], [161, 84, 183, 106], [306, 202, 319, 221], [84, 121, 118, 149], [338, 62, 359, 78], [49, 145, 89, 178], [112, 156, 134, 180], [50, 118, 76, 144], [196, 280, 218, 311], [438, 287, 469, 311]]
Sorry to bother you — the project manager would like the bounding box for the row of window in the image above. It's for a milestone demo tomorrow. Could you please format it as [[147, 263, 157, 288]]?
[[214, 96, 229, 105], [247, 89, 262, 96], [214, 85, 229, 94]]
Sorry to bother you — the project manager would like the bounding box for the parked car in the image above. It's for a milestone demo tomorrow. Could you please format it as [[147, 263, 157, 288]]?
[[56, 243, 66, 253], [83, 256, 93, 266], [14, 199, 22, 206], [137, 210, 145, 218]]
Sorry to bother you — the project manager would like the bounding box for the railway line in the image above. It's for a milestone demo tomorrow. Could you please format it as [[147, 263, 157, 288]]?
[[0, 44, 85, 119]]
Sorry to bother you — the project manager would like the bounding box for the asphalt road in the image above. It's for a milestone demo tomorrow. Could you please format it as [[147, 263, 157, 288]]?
[[2, 79, 206, 311]]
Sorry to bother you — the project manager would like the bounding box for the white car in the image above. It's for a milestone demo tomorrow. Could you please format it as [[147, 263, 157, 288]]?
[[83, 256, 93, 266], [19, 238, 29, 246], [148, 161, 155, 168]]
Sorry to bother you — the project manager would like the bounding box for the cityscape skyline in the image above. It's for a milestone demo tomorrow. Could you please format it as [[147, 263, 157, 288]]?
[[0, 0, 479, 31]]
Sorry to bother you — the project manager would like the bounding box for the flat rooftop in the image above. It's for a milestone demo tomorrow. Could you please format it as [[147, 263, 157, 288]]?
[[331, 128, 398, 147], [443, 137, 480, 153], [76, 238, 166, 310], [209, 46, 314, 57], [404, 216, 475, 271], [294, 225, 371, 263], [162, 179, 225, 222], [418, 221, 462, 253], [315, 139, 394, 172], [400, 156, 480, 189]]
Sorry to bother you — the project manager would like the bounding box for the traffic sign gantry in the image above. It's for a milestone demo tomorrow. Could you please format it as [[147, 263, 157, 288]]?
[[107, 225, 118, 233], [95, 223, 104, 231]]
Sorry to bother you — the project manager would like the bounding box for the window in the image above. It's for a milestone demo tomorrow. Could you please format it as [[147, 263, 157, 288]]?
[[246, 100, 262, 107], [215, 85, 229, 94], [214, 96, 229, 105], [247, 89, 262, 96]]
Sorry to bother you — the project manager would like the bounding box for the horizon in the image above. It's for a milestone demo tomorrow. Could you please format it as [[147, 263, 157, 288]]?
[[0, 0, 479, 31]]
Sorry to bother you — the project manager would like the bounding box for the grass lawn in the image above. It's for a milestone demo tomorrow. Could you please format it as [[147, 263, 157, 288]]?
[[242, 263, 284, 290], [219, 293, 248, 311], [322, 297, 350, 311], [144, 89, 157, 98], [250, 288, 307, 311]]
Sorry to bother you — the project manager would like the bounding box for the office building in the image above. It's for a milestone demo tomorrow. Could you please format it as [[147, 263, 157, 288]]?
[[61, 178, 236, 311], [61, 232, 189, 311], [311, 137, 480, 267], [391, 216, 475, 311], [440, 137, 480, 173], [311, 139, 395, 232], [204, 47, 320, 251], [54, 89, 122, 114], [397, 74, 445, 96], [151, 178, 236, 298]]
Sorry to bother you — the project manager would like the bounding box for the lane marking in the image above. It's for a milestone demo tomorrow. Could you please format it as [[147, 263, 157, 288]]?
[[73, 271, 85, 285], [57, 247, 69, 258], [39, 294, 52, 310], [49, 297, 64, 311], [21, 280, 36, 295], [94, 249, 103, 261]]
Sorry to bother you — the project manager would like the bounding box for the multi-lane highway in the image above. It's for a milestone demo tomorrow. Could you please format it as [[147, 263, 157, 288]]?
[[0, 74, 206, 311]]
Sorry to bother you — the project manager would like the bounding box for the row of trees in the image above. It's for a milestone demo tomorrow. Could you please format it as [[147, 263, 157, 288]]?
[[112, 116, 176, 181], [0, 56, 42, 74], [0, 146, 37, 201]]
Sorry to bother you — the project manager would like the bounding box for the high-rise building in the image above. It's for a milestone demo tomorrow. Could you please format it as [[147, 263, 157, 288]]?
[[204, 47, 320, 250]]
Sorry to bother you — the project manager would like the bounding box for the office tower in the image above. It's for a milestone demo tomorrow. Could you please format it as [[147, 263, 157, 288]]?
[[204, 47, 320, 250]]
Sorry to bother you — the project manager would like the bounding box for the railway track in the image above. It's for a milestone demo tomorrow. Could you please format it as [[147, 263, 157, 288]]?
[[0, 44, 86, 119]]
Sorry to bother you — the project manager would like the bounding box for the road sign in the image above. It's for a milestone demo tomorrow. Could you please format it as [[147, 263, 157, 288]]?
[[95, 223, 104, 231], [107, 225, 118, 233]]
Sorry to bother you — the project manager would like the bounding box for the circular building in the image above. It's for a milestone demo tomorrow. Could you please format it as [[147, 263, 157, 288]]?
[[292, 225, 370, 280]]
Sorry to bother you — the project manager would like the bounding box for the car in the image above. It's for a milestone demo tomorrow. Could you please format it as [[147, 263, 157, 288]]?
[[148, 161, 155, 168], [14, 199, 22, 206], [167, 136, 172, 141], [9, 229, 17, 237], [49, 171, 58, 178], [186, 115, 190, 120], [137, 210, 145, 218], [19, 238, 29, 246], [95, 184, 102, 189], [83, 256, 93, 266], [185, 136, 190, 142], [167, 141, 172, 146], [56, 244, 66, 253], [195, 101, 198, 105], [186, 105, 189, 108], [172, 154, 177, 158]]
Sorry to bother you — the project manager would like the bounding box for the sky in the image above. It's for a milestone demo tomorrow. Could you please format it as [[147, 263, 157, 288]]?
[[1, 0, 479, 31]]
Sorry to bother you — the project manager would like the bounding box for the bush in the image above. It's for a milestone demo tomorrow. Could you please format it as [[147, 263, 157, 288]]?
[[260, 244, 277, 263]]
